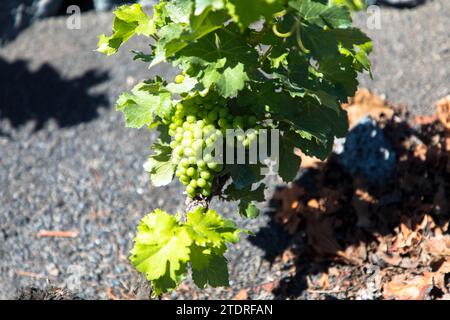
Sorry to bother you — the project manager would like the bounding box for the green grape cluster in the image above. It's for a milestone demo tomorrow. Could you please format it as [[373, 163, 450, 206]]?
[[166, 91, 259, 198]]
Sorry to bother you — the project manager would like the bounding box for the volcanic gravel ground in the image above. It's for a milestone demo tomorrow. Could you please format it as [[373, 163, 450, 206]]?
[[0, 1, 448, 299]]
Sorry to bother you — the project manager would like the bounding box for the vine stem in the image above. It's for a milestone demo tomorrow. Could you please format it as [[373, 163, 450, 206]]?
[[182, 173, 230, 222]]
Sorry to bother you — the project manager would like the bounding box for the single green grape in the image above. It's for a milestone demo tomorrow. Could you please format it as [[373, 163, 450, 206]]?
[[189, 179, 198, 188], [180, 175, 190, 185], [184, 147, 193, 157], [170, 140, 178, 149], [186, 167, 196, 177], [186, 115, 197, 124], [175, 74, 185, 84], [219, 107, 229, 118], [186, 184, 196, 195], [197, 178, 206, 188], [197, 160, 207, 169], [180, 158, 190, 168], [174, 146, 184, 157], [207, 110, 218, 121], [201, 188, 211, 197], [188, 156, 197, 165], [200, 170, 211, 180], [218, 118, 228, 128], [175, 133, 183, 142], [207, 161, 218, 170]]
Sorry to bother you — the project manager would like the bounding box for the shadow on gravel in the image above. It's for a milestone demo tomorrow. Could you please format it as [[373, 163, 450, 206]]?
[[251, 110, 450, 299], [376, 0, 426, 9], [0, 57, 109, 131]]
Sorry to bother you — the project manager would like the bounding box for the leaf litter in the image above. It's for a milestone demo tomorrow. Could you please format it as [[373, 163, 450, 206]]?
[[272, 90, 450, 300]]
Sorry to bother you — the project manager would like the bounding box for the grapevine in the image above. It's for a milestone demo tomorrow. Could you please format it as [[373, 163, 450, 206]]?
[[98, 0, 372, 296]]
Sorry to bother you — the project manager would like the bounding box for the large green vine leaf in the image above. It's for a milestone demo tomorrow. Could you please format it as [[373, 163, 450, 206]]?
[[130, 208, 245, 295]]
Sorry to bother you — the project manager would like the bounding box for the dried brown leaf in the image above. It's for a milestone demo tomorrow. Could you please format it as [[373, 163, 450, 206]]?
[[436, 95, 450, 131], [343, 89, 394, 127], [383, 273, 433, 300]]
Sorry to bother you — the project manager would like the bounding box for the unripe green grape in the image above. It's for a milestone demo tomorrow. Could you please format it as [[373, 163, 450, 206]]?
[[180, 175, 190, 185], [175, 169, 182, 178], [189, 179, 198, 188], [176, 103, 184, 111], [200, 170, 211, 180], [233, 116, 244, 128], [192, 140, 204, 153], [197, 178, 207, 188], [186, 184, 196, 195], [186, 167, 196, 177], [219, 108, 229, 118], [178, 166, 187, 175], [168, 129, 175, 137], [218, 118, 228, 128], [174, 146, 184, 157], [182, 122, 190, 130], [186, 115, 196, 124], [176, 127, 183, 134], [184, 147, 193, 157], [201, 188, 211, 197], [188, 156, 197, 165], [203, 153, 213, 163], [180, 158, 190, 168], [170, 140, 178, 149], [197, 160, 207, 169], [175, 133, 183, 142], [174, 119, 183, 126], [193, 127, 203, 139], [207, 161, 218, 170], [175, 74, 185, 84], [207, 110, 218, 121], [183, 138, 193, 147], [196, 120, 205, 128]]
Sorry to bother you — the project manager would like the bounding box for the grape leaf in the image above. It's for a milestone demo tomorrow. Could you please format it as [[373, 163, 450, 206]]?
[[165, 0, 193, 24], [130, 210, 192, 295], [289, 0, 352, 29], [226, 0, 283, 31], [116, 81, 173, 128], [191, 245, 229, 288], [97, 4, 153, 55], [115, 92, 154, 129], [151, 10, 228, 66], [279, 132, 302, 182], [143, 143, 176, 187], [194, 0, 225, 15], [224, 183, 265, 218], [185, 207, 242, 247]]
